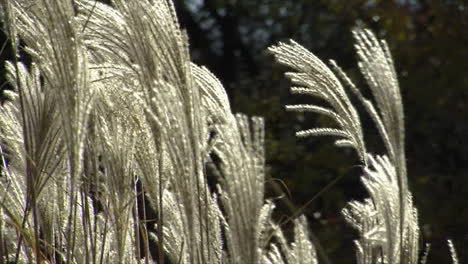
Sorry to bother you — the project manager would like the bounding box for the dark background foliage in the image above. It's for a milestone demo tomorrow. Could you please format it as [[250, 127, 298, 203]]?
[[0, 0, 466, 263]]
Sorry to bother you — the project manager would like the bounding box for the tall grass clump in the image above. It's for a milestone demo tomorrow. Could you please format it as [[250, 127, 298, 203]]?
[[0, 0, 460, 264]]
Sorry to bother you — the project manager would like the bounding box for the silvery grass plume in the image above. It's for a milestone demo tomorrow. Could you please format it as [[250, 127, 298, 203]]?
[[269, 28, 417, 264], [0, 0, 317, 264], [269, 28, 461, 264]]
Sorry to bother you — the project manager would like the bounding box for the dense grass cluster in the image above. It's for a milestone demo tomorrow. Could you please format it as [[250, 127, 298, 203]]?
[[0, 0, 460, 263]]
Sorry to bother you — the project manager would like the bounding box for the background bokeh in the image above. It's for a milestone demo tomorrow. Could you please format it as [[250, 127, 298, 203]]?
[[0, 0, 466, 263]]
